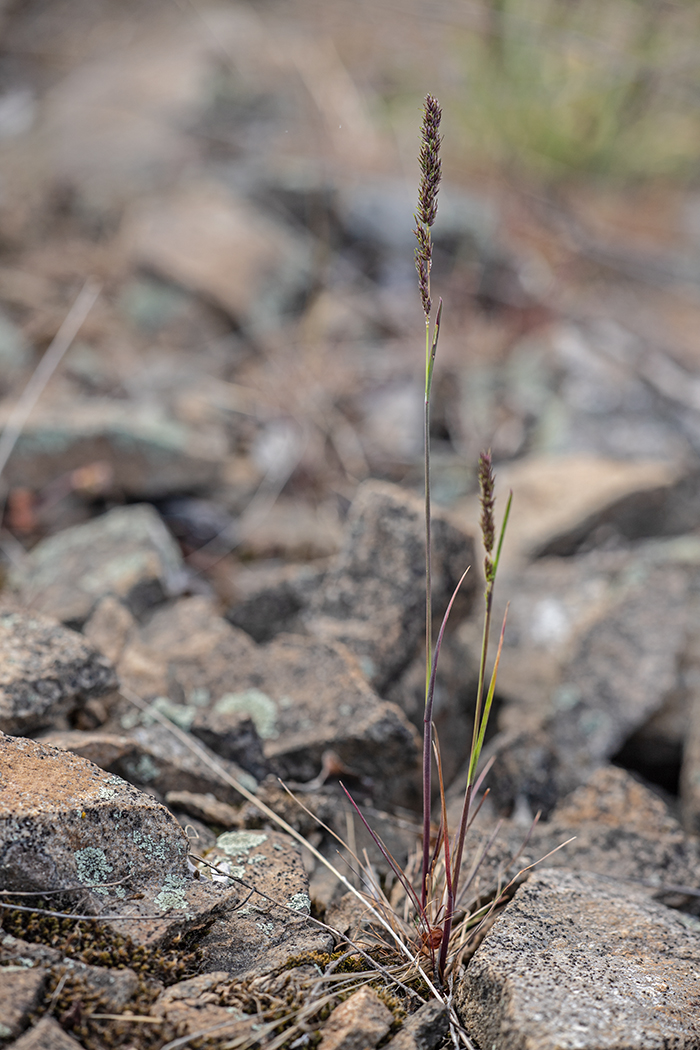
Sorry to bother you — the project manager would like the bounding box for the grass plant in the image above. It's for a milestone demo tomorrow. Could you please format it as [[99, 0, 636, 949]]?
[[339, 95, 515, 987]]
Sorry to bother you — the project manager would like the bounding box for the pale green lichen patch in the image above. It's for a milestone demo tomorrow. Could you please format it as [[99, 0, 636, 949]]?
[[75, 847, 113, 893], [132, 828, 179, 861], [216, 831, 268, 857], [215, 690, 278, 739], [141, 696, 196, 730], [287, 893, 311, 914], [0, 1023, 12, 1038], [154, 873, 188, 912]]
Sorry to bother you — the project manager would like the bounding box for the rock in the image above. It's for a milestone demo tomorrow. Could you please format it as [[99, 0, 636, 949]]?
[[532, 767, 700, 903], [225, 560, 327, 643], [550, 565, 690, 786], [8, 1016, 83, 1050], [123, 182, 311, 333], [681, 687, 700, 836], [455, 454, 685, 570], [0, 934, 144, 1011], [42, 726, 257, 807], [0, 609, 117, 735], [456, 868, 700, 1050], [0, 733, 238, 947], [196, 829, 333, 976], [0, 400, 224, 497], [190, 708, 268, 781], [153, 971, 256, 1043], [0, 967, 48, 1041], [306, 480, 475, 691], [450, 766, 700, 937], [235, 498, 342, 561], [383, 1001, 449, 1050], [318, 986, 394, 1050], [114, 596, 420, 806], [83, 596, 137, 665], [10, 505, 186, 626], [165, 791, 241, 829]]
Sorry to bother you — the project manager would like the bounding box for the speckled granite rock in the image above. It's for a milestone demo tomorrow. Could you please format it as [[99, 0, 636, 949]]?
[[10, 504, 186, 626], [0, 610, 117, 735], [0, 733, 238, 947], [196, 829, 333, 977], [306, 480, 475, 691], [456, 868, 700, 1050]]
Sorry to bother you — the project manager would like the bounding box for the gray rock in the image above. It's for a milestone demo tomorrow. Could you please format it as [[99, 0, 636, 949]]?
[[0, 609, 117, 735], [10, 504, 186, 626], [453, 766, 700, 913], [226, 560, 327, 643], [318, 986, 394, 1050], [197, 829, 333, 977], [0, 967, 48, 1041], [7, 1016, 83, 1050], [681, 686, 700, 836], [456, 868, 700, 1050], [114, 596, 420, 806], [0, 400, 224, 497], [190, 708, 268, 781], [165, 790, 241, 829], [82, 595, 137, 665], [0, 733, 237, 947], [384, 1001, 449, 1050], [306, 480, 475, 691], [550, 565, 690, 785]]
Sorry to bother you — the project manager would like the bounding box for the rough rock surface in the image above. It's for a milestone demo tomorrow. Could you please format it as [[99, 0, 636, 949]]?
[[318, 986, 394, 1050], [8, 1016, 84, 1050], [113, 596, 420, 803], [453, 767, 700, 913], [10, 504, 186, 626], [0, 967, 48, 1041], [0, 610, 117, 736], [0, 733, 237, 947], [226, 560, 327, 643], [383, 1001, 449, 1050], [197, 829, 333, 976], [549, 565, 690, 785], [306, 480, 475, 691], [152, 971, 257, 1043], [456, 868, 700, 1050]]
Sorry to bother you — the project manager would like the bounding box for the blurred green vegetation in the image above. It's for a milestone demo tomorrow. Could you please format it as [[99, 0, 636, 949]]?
[[391, 0, 700, 185]]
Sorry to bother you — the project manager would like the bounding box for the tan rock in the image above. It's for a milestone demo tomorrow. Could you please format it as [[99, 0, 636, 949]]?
[[319, 987, 394, 1050], [454, 454, 683, 570]]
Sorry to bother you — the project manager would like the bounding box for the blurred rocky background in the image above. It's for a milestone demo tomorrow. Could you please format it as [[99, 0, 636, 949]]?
[[4, 2, 700, 1047]]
